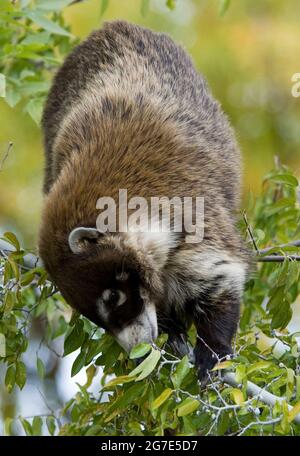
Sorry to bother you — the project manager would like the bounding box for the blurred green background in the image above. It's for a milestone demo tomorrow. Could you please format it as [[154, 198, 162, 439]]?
[[0, 0, 300, 247]]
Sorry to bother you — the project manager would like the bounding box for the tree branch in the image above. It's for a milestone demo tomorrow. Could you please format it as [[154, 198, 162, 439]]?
[[223, 372, 300, 425], [0, 239, 41, 269], [0, 142, 13, 171], [257, 255, 300, 262], [259, 239, 300, 255], [243, 209, 300, 262]]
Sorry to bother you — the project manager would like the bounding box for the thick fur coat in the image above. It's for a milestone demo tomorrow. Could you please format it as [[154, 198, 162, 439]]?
[[39, 21, 250, 379]]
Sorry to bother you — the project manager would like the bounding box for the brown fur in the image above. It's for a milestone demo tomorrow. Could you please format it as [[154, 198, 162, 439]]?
[[39, 21, 250, 379]]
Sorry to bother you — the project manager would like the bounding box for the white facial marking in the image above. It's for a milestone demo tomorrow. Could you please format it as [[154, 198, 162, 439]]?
[[117, 290, 127, 307], [97, 289, 127, 322], [115, 291, 158, 353], [102, 289, 112, 301]]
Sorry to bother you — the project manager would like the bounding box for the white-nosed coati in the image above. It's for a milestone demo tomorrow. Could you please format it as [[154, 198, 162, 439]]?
[[39, 21, 250, 380]]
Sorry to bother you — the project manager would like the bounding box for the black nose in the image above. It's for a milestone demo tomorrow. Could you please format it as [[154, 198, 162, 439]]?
[[135, 356, 147, 365]]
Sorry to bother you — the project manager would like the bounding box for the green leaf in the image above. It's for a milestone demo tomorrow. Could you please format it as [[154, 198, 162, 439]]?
[[19, 0, 31, 7], [36, 0, 74, 11], [3, 262, 12, 285], [4, 417, 13, 436], [21, 81, 50, 96], [219, 0, 231, 16], [21, 270, 36, 286], [5, 365, 16, 393], [264, 198, 295, 216], [296, 376, 300, 401], [288, 401, 300, 423], [20, 418, 33, 436], [16, 361, 27, 389], [21, 31, 51, 45], [24, 12, 72, 37], [230, 388, 244, 405], [166, 0, 176, 9], [271, 299, 292, 329], [84, 365, 96, 388], [141, 0, 150, 16], [2, 231, 20, 250], [0, 73, 6, 97], [71, 350, 86, 377], [269, 174, 299, 187], [217, 411, 230, 435], [129, 348, 161, 381], [247, 361, 273, 374], [129, 342, 151, 359], [0, 0, 14, 13], [64, 320, 85, 355], [272, 261, 289, 287], [103, 375, 136, 389], [32, 416, 42, 436], [212, 360, 233, 371], [267, 286, 285, 312], [235, 364, 246, 383], [5, 88, 21, 108], [253, 228, 265, 242], [85, 425, 103, 435], [286, 261, 299, 290], [177, 397, 200, 417], [152, 388, 173, 410], [85, 338, 104, 364], [37, 357, 45, 379], [155, 332, 169, 347], [106, 382, 146, 416], [46, 416, 56, 436], [69, 310, 80, 327], [100, 0, 109, 16], [7, 255, 19, 280], [25, 98, 44, 125], [171, 355, 191, 388], [0, 333, 6, 358], [4, 291, 15, 316]]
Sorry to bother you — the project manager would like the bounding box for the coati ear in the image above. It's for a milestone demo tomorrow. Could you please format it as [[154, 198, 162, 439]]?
[[68, 227, 102, 254]]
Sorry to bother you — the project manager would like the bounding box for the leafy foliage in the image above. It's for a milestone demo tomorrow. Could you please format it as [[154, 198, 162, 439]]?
[[0, 164, 300, 436], [0, 0, 231, 124], [0, 0, 78, 124]]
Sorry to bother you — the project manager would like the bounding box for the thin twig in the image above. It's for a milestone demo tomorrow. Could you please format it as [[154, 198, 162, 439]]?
[[259, 239, 300, 255], [243, 211, 259, 253], [257, 255, 300, 262], [0, 142, 13, 171], [237, 417, 282, 436], [196, 335, 220, 361]]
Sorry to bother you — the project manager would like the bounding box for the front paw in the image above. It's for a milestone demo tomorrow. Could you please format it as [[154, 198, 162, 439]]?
[[194, 345, 232, 385], [167, 333, 194, 361], [195, 352, 218, 385]]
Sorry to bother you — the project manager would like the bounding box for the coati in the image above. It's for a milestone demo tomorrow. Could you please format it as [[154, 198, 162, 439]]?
[[39, 21, 250, 380]]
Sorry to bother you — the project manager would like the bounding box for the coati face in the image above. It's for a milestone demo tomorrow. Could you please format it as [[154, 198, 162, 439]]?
[[51, 227, 158, 352]]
